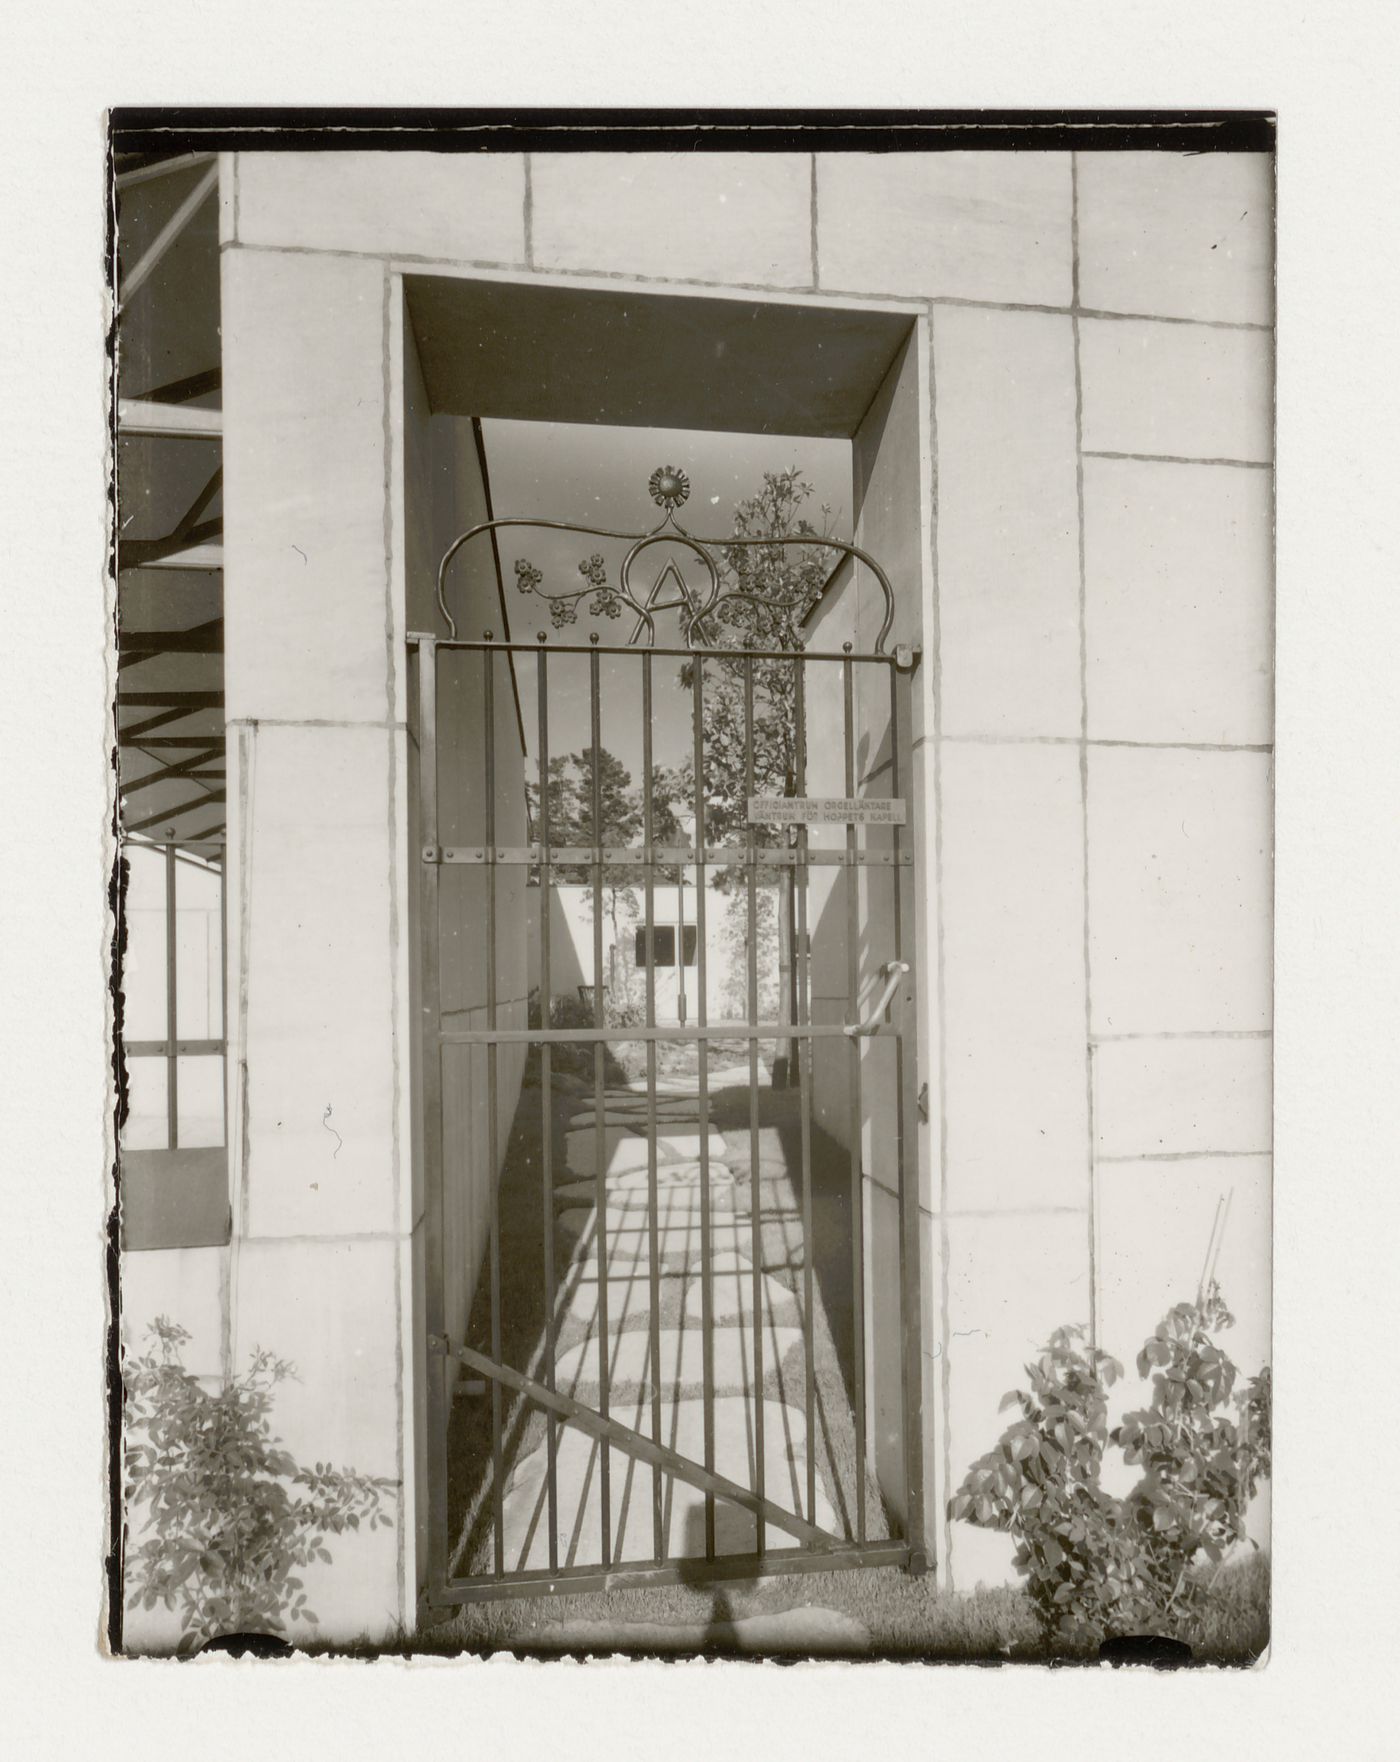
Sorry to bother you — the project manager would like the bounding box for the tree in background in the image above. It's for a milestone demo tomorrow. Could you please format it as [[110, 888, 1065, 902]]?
[[672, 468, 835, 1081], [527, 745, 683, 1023]]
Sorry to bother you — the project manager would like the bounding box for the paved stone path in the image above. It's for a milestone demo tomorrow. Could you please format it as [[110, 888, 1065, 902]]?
[[496, 1066, 848, 1576]]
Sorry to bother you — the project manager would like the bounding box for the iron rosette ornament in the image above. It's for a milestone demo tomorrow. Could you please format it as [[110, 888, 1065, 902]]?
[[435, 464, 897, 654]]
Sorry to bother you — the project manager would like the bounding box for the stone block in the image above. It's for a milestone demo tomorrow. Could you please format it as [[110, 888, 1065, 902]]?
[[934, 307, 1082, 738], [232, 1235, 404, 1642], [241, 723, 399, 1239], [942, 1211, 1091, 1589], [1087, 748, 1273, 1036], [1076, 151, 1274, 326], [1094, 1035, 1272, 1159], [120, 1245, 227, 1379], [1084, 457, 1274, 746], [1096, 1154, 1272, 1382], [940, 743, 1090, 1211], [1080, 317, 1274, 463], [222, 248, 392, 724], [817, 152, 1073, 305], [531, 153, 812, 287], [235, 151, 527, 263]]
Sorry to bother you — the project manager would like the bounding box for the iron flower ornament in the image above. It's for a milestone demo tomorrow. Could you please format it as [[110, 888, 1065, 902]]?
[[648, 466, 690, 511]]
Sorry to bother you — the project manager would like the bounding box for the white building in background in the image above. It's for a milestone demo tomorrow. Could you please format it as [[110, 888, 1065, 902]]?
[[537, 882, 780, 1026]]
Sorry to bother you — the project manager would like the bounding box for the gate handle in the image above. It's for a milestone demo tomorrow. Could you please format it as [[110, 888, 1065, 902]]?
[[844, 961, 910, 1037]]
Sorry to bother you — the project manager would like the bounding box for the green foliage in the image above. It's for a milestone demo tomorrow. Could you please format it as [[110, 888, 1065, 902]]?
[[123, 1317, 396, 1652], [673, 469, 834, 873], [949, 1285, 1271, 1648]]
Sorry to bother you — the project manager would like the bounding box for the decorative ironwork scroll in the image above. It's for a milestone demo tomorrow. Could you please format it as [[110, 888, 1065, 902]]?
[[434, 464, 897, 653]]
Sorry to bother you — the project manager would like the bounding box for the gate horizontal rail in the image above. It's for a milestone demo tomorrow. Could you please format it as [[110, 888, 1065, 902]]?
[[408, 630, 918, 669], [438, 1023, 899, 1045], [423, 844, 911, 867]]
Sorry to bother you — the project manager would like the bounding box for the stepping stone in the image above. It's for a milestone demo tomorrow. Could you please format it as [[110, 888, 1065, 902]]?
[[553, 1179, 739, 1215], [685, 1253, 802, 1326], [499, 1393, 839, 1572], [556, 1208, 807, 1268], [564, 1129, 728, 1178], [554, 1322, 804, 1394], [567, 1108, 706, 1129], [557, 1161, 740, 1193], [550, 1273, 682, 1339]]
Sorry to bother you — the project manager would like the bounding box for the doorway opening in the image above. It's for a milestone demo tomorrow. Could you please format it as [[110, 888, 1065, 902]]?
[[401, 273, 930, 1627]]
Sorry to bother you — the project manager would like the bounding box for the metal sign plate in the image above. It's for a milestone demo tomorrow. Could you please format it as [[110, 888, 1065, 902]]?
[[747, 795, 907, 827]]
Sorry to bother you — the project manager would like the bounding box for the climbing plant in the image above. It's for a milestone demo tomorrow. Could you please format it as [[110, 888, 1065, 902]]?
[[123, 1317, 396, 1652], [949, 1285, 1271, 1648]]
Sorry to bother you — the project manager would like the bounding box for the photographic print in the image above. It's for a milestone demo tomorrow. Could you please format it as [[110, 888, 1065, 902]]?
[[109, 111, 1274, 1664]]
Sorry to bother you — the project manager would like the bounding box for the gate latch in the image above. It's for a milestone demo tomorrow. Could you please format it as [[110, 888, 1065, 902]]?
[[844, 961, 910, 1037]]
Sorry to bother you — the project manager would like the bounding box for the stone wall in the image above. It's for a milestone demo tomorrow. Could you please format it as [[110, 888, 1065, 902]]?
[[212, 144, 1272, 1625]]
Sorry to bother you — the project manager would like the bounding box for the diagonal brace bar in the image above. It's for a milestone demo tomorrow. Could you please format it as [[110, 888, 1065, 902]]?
[[434, 1337, 845, 1554]]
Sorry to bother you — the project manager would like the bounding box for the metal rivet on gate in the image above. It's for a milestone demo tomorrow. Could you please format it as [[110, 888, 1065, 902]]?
[[843, 641, 853, 654], [589, 632, 599, 645], [484, 629, 495, 642], [537, 630, 547, 643]]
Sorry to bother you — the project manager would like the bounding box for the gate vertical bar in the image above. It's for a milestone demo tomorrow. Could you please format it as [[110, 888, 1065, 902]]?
[[843, 650, 867, 1544], [536, 641, 559, 1571], [165, 841, 179, 1149], [588, 640, 612, 1566], [793, 654, 817, 1524], [692, 657, 715, 1556], [484, 645, 505, 1577], [743, 649, 765, 1555], [890, 659, 927, 1567], [219, 840, 229, 1148], [415, 638, 449, 1599], [641, 650, 665, 1559]]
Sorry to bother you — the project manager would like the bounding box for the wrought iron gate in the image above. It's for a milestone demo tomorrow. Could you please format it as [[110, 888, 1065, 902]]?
[[414, 468, 926, 1607]]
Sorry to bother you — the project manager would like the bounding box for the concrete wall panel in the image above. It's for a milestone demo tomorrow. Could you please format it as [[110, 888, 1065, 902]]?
[[231, 1236, 403, 1642], [817, 152, 1073, 305], [531, 153, 812, 288], [1080, 317, 1274, 464], [120, 1245, 228, 1380], [236, 151, 527, 265], [1087, 748, 1273, 1037], [941, 743, 1090, 1212], [942, 1210, 1090, 1586], [223, 249, 391, 724], [1076, 151, 1274, 326], [1084, 458, 1274, 747], [1094, 1035, 1272, 1160], [934, 307, 1082, 739], [241, 722, 399, 1240]]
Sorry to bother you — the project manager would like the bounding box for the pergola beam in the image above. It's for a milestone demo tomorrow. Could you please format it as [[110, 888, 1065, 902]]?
[[132, 366, 221, 405], [115, 152, 216, 191], [125, 790, 227, 836], [118, 162, 219, 309], [121, 747, 225, 796], [117, 731, 224, 749], [118, 399, 222, 438], [122, 541, 224, 572], [117, 691, 224, 709], [118, 617, 224, 667]]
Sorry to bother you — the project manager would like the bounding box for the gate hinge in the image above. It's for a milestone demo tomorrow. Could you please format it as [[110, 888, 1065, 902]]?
[[917, 1080, 929, 1123], [422, 844, 440, 864], [893, 643, 921, 672]]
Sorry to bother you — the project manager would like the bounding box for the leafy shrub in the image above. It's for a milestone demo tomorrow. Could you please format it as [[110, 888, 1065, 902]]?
[[949, 1285, 1270, 1648], [123, 1317, 396, 1652]]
